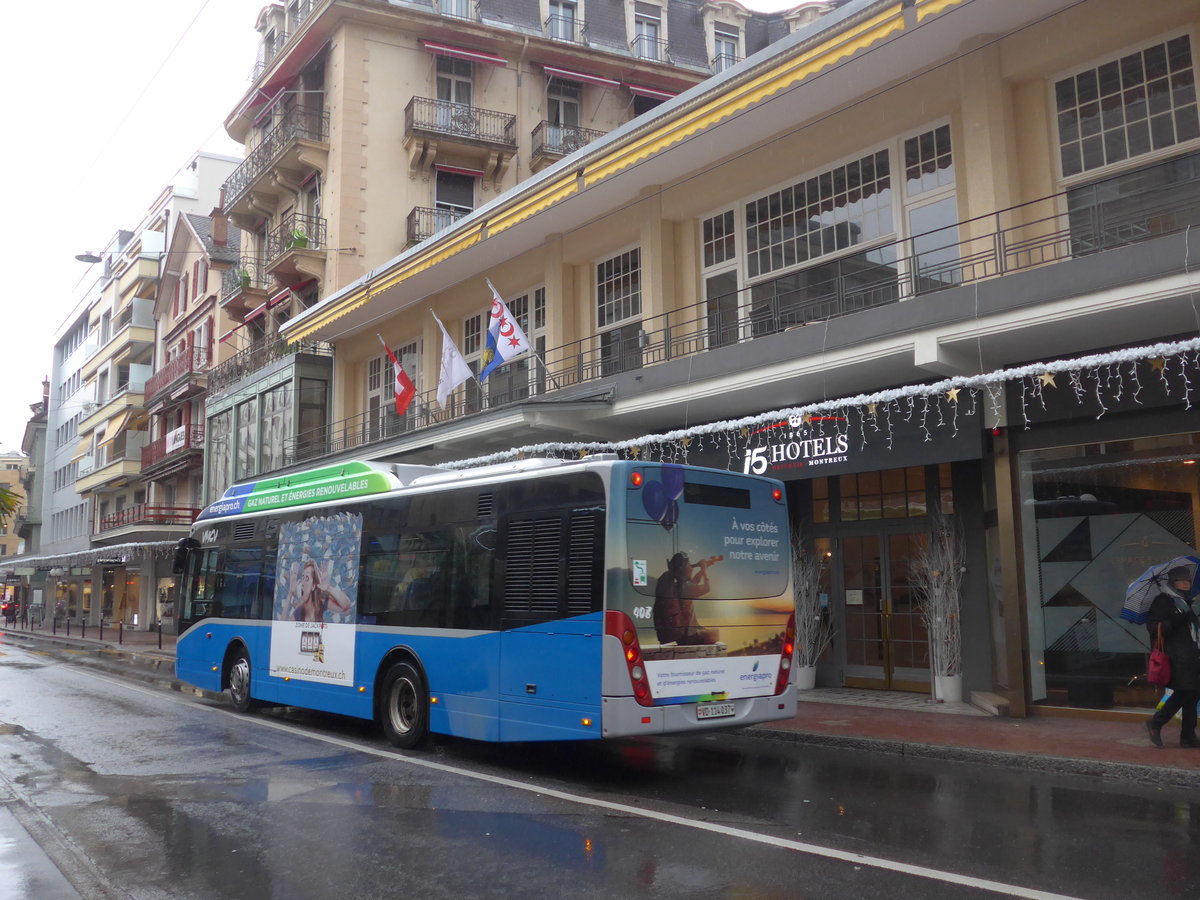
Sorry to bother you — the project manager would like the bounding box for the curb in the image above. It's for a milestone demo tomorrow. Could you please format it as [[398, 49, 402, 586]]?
[[743, 725, 1200, 789]]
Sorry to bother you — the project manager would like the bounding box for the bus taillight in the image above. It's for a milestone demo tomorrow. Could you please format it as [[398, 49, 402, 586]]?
[[606, 610, 655, 707], [776, 611, 797, 695]]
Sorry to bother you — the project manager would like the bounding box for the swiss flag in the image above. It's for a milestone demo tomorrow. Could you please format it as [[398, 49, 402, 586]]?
[[383, 344, 416, 416]]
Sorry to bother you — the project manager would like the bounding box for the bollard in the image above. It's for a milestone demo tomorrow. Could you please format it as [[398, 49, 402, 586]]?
[[52, 617, 57, 635], [66, 618, 70, 637], [99, 621, 104, 643], [81, 621, 86, 640], [157, 621, 163, 650], [119, 621, 123, 645]]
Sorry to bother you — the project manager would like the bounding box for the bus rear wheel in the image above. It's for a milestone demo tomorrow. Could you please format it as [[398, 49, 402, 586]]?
[[380, 661, 428, 749], [228, 647, 257, 714]]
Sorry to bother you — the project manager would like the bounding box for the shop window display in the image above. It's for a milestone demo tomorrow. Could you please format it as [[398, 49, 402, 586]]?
[[1020, 433, 1200, 709]]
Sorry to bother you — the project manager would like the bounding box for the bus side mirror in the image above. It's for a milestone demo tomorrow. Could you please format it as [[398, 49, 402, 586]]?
[[173, 537, 199, 575]]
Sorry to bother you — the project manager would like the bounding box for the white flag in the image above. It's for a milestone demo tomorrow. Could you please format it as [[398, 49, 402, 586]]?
[[432, 311, 473, 407], [480, 282, 531, 381]]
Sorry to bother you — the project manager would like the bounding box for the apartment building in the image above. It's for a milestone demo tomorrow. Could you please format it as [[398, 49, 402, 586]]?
[[47, 152, 239, 631], [203, 0, 832, 500], [267, 0, 1200, 719]]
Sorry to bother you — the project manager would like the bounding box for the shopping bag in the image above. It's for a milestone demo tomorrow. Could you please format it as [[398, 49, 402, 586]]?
[[1148, 624, 1172, 686]]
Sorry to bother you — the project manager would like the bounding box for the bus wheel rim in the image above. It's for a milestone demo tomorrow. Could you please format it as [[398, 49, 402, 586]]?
[[391, 677, 417, 735], [230, 657, 250, 703]]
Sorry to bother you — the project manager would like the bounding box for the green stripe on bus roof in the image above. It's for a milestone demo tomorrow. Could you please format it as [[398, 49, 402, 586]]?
[[242, 466, 398, 512]]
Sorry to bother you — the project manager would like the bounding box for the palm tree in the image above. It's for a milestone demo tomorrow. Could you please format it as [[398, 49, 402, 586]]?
[[0, 485, 19, 523]]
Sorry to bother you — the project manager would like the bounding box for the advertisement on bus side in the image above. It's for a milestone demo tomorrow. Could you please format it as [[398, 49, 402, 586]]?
[[268, 511, 363, 687]]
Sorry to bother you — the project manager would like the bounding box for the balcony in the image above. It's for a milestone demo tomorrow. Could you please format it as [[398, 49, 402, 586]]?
[[403, 98, 517, 181], [712, 53, 742, 74], [266, 211, 327, 279], [631, 34, 671, 63], [95, 504, 200, 538], [144, 348, 209, 406], [117, 253, 161, 300], [222, 106, 330, 222], [439, 0, 479, 21], [142, 425, 205, 478], [407, 207, 471, 245], [544, 14, 585, 43], [531, 122, 606, 171], [275, 148, 1200, 471], [220, 258, 271, 316], [207, 335, 333, 398], [76, 431, 149, 493]]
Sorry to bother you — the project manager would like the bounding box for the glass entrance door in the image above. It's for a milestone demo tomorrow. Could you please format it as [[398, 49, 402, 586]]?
[[842, 529, 931, 691]]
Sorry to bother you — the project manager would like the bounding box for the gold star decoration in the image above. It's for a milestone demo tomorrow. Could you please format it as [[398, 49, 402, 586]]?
[[946, 387, 960, 403], [867, 403, 878, 415], [1039, 372, 1057, 388], [1150, 357, 1166, 371], [630, 446, 640, 458], [740, 427, 749, 438], [682, 436, 691, 448]]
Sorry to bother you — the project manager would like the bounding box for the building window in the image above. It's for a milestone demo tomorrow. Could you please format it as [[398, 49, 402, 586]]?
[[903, 124, 960, 289], [235, 397, 258, 479], [713, 24, 739, 73], [366, 341, 420, 440], [435, 170, 475, 231], [1055, 35, 1199, 178], [436, 56, 473, 108], [597, 249, 641, 376], [207, 409, 234, 503], [745, 150, 892, 279], [633, 5, 663, 61], [904, 124, 954, 196], [260, 382, 292, 474], [702, 210, 736, 268], [596, 248, 641, 327], [547, 0, 578, 41]]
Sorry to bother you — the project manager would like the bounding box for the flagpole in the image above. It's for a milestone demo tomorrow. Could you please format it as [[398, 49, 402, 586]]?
[[485, 278, 564, 392]]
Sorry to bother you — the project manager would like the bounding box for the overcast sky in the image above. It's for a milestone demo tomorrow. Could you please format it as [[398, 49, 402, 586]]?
[[0, 0, 796, 455]]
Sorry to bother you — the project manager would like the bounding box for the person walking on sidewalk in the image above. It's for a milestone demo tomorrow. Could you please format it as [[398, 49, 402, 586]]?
[[1145, 566, 1200, 748]]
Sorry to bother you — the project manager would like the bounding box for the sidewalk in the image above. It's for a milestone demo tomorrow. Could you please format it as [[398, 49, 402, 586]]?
[[3, 623, 1198, 787]]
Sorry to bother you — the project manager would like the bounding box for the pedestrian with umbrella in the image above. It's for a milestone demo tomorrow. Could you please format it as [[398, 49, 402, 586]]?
[[1139, 563, 1200, 748]]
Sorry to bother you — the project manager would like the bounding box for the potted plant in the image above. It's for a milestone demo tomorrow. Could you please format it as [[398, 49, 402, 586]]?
[[912, 508, 965, 702], [236, 267, 251, 288], [289, 227, 309, 250], [792, 540, 834, 689]]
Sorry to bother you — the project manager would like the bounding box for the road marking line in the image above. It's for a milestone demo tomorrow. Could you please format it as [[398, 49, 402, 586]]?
[[73, 667, 1080, 900]]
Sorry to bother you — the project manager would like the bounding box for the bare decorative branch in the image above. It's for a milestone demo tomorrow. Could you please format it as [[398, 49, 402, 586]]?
[[792, 541, 835, 667], [911, 509, 964, 678]]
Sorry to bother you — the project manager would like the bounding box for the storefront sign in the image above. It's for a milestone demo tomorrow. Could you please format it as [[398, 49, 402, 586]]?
[[690, 405, 983, 481]]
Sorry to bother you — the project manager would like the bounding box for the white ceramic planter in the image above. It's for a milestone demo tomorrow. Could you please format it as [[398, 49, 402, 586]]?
[[934, 673, 963, 703], [795, 665, 818, 690]]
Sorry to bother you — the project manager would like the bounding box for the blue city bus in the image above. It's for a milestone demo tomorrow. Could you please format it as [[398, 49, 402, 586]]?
[[174, 455, 797, 747]]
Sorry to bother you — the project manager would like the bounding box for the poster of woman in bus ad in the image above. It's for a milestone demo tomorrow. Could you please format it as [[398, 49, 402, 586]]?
[[269, 512, 363, 687], [617, 465, 794, 704]]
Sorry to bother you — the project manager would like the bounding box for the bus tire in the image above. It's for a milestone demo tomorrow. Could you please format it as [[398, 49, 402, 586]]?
[[228, 646, 257, 714], [380, 661, 428, 749]]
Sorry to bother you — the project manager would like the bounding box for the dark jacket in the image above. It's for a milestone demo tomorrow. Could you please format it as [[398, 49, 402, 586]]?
[[1147, 592, 1200, 691]]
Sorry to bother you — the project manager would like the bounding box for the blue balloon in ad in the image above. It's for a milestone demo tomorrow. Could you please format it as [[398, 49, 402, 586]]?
[[642, 480, 667, 522], [661, 465, 685, 500]]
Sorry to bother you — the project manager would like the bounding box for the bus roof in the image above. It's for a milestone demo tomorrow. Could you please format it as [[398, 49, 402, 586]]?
[[194, 455, 623, 522]]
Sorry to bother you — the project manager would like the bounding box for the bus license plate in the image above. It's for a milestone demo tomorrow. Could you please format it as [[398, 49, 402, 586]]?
[[696, 702, 736, 720]]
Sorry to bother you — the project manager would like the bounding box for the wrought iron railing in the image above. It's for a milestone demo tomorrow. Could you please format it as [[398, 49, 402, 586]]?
[[220, 258, 271, 303], [272, 149, 1200, 469], [222, 106, 329, 210], [440, 0, 480, 21], [267, 212, 327, 267], [142, 425, 205, 471], [404, 97, 517, 149], [544, 14, 585, 43], [631, 34, 671, 62], [96, 505, 200, 534], [407, 207, 471, 244], [531, 121, 606, 158], [712, 53, 742, 73], [144, 348, 209, 403], [207, 336, 333, 396]]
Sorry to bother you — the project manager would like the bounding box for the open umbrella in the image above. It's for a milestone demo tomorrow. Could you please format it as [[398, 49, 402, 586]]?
[[1121, 555, 1200, 624]]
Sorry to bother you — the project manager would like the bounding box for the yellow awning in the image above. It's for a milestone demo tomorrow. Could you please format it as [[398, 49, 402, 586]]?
[[97, 410, 132, 446], [69, 437, 92, 462]]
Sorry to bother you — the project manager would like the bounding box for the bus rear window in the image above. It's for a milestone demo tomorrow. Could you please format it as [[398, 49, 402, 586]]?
[[683, 482, 750, 508]]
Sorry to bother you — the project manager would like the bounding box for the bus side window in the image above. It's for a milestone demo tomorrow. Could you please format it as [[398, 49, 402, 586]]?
[[449, 524, 493, 629], [193, 549, 224, 620]]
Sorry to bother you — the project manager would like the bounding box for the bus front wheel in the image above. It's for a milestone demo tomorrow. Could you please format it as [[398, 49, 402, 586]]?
[[380, 661, 428, 749], [228, 647, 257, 714]]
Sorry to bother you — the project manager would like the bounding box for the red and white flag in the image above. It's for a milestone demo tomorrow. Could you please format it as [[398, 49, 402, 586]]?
[[378, 335, 416, 415]]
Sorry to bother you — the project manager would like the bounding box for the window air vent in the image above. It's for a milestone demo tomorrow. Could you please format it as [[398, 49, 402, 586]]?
[[233, 522, 257, 542], [566, 511, 598, 614], [505, 517, 562, 616], [477, 492, 495, 519]]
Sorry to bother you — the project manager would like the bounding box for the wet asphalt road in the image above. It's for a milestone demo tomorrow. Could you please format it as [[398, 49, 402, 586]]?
[[0, 637, 1198, 899]]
